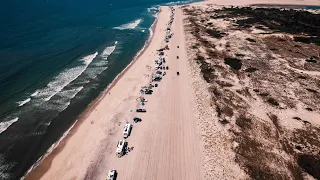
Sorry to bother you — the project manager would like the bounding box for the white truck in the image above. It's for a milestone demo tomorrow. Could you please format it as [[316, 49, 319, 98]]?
[[116, 139, 127, 158], [123, 123, 132, 138]]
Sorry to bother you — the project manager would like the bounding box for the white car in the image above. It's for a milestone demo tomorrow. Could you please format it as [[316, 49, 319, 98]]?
[[107, 169, 117, 180], [123, 123, 132, 138]]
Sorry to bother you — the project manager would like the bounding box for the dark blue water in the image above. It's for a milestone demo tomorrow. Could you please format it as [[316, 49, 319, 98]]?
[[0, 0, 199, 179]]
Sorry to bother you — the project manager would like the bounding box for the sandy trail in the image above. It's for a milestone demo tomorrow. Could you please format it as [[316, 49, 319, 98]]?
[[26, 6, 202, 180], [104, 7, 202, 180]]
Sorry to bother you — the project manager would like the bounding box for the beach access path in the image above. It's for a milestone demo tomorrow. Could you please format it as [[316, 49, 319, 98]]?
[[26, 6, 203, 180]]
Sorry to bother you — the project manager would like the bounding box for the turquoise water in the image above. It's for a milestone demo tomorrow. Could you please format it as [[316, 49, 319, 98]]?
[[0, 0, 199, 179]]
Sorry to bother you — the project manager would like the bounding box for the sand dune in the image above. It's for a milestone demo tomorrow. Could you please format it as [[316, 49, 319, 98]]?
[[201, 0, 320, 6]]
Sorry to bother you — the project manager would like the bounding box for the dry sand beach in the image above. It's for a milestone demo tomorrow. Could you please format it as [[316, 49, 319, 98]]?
[[25, 1, 320, 180]]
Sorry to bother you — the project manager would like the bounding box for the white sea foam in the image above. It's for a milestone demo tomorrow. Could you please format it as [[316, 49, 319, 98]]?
[[58, 87, 84, 100], [101, 41, 117, 59], [113, 19, 142, 30], [31, 91, 39, 97], [83, 41, 117, 78], [165, 0, 194, 5], [148, 6, 158, 12], [0, 118, 19, 134], [17, 98, 31, 107], [40, 87, 84, 112], [34, 52, 98, 102], [0, 154, 15, 180], [149, 27, 153, 38]]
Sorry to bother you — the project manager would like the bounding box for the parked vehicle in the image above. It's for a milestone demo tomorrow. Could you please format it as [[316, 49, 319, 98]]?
[[145, 89, 153, 94], [136, 109, 146, 112], [107, 169, 117, 180], [123, 123, 132, 138], [133, 117, 142, 123], [116, 140, 127, 157], [177, 56, 179, 59], [166, 66, 169, 70], [155, 83, 158, 87], [177, 72, 180, 76]]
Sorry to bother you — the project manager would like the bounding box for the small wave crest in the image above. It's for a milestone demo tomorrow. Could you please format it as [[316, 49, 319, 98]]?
[[31, 91, 39, 97], [17, 98, 31, 107], [0, 118, 19, 134], [165, 0, 194, 5], [147, 6, 158, 12], [113, 19, 142, 30]]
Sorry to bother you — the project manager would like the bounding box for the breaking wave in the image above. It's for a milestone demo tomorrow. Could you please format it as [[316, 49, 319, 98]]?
[[82, 41, 118, 80], [30, 91, 39, 97], [17, 98, 31, 107], [33, 52, 98, 102], [0, 118, 19, 134], [101, 41, 117, 59], [113, 19, 142, 30], [147, 6, 158, 12], [165, 0, 194, 5]]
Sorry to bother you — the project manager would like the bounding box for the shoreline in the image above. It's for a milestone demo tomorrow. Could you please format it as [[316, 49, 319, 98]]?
[[24, 5, 204, 179], [23, 8, 161, 180]]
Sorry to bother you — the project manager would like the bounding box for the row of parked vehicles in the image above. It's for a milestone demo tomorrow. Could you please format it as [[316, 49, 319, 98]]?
[[107, 6, 177, 179], [108, 108, 146, 179]]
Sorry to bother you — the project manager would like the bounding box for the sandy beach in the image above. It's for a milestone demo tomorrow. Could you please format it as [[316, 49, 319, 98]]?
[[26, 6, 203, 180], [24, 1, 320, 180]]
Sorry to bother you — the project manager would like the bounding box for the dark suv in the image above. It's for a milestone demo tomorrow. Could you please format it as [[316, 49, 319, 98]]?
[[136, 109, 146, 112], [133, 117, 142, 123]]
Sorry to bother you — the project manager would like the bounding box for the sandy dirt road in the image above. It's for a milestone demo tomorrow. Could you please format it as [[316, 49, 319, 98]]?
[[105, 7, 202, 180]]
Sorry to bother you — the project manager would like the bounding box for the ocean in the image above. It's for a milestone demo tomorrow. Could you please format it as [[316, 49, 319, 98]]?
[[0, 0, 199, 179]]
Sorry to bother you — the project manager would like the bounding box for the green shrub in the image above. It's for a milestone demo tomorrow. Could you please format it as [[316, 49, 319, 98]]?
[[224, 58, 242, 70], [246, 38, 256, 42]]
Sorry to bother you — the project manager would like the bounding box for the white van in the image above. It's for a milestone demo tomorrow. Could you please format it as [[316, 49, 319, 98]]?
[[123, 123, 132, 138], [116, 139, 126, 157]]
